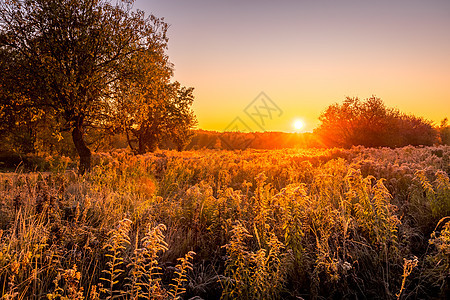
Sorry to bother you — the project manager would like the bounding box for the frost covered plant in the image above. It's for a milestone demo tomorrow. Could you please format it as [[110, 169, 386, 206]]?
[[168, 250, 196, 299], [100, 219, 132, 299], [222, 222, 287, 300], [126, 223, 169, 299], [426, 218, 450, 295]]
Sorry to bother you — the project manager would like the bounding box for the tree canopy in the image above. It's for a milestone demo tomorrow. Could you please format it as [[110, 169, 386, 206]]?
[[0, 0, 196, 173], [315, 96, 438, 148]]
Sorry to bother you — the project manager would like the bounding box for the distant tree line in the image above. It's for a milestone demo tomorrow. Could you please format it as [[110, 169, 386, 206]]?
[[183, 96, 448, 150], [179, 130, 319, 150], [0, 0, 196, 173]]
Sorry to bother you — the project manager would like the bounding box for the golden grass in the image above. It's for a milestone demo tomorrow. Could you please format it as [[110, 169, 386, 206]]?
[[0, 146, 449, 299]]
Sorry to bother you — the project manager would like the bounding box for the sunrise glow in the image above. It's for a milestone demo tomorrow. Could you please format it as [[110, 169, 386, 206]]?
[[135, 0, 450, 132], [293, 119, 304, 131]]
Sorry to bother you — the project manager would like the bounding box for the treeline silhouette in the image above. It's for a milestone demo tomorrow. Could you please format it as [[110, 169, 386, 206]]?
[[182, 130, 319, 150], [180, 97, 450, 150], [1, 97, 449, 164]]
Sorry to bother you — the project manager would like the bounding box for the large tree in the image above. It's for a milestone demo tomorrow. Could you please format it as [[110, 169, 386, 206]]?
[[0, 0, 171, 173]]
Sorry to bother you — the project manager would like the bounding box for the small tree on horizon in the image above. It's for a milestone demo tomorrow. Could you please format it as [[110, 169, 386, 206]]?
[[315, 96, 438, 148]]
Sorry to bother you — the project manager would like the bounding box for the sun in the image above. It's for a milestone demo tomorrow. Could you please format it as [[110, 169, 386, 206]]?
[[293, 119, 304, 131]]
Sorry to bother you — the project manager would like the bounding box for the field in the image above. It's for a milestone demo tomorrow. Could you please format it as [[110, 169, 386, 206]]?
[[1, 146, 449, 299]]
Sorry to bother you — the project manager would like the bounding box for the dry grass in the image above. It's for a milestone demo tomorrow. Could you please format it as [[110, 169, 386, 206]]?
[[0, 146, 449, 299]]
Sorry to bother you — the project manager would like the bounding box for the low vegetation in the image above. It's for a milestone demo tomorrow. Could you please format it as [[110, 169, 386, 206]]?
[[1, 146, 449, 299]]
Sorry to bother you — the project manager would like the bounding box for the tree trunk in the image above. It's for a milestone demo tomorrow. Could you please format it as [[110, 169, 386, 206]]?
[[72, 125, 91, 175], [138, 132, 145, 154], [139, 134, 158, 154], [138, 127, 158, 154]]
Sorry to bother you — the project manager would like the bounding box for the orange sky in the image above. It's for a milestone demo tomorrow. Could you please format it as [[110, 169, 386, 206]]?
[[136, 0, 450, 132]]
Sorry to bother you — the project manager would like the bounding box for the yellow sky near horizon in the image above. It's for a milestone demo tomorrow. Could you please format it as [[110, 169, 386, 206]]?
[[136, 0, 450, 132]]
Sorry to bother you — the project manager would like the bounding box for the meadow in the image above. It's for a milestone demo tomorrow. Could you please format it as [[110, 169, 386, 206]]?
[[0, 146, 449, 299]]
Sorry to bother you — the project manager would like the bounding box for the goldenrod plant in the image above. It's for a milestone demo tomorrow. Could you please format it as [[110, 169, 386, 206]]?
[[0, 146, 449, 298]]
